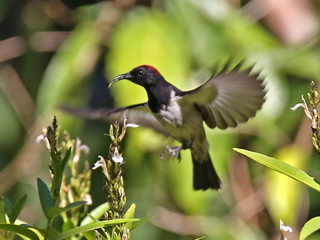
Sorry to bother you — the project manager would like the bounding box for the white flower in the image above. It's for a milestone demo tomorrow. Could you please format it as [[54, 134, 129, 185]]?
[[291, 95, 318, 129], [92, 156, 106, 170], [83, 194, 93, 205], [280, 220, 292, 240], [73, 138, 90, 163], [125, 123, 139, 128], [112, 147, 123, 163], [122, 227, 129, 240], [36, 128, 51, 150], [118, 117, 139, 142], [290, 103, 305, 111], [291, 95, 312, 119], [123, 118, 139, 128]]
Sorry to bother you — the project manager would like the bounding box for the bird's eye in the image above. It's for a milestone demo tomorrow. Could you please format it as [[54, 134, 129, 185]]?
[[138, 70, 144, 75]]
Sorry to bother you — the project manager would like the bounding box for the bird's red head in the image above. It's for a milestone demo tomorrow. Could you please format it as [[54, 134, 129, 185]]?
[[136, 65, 160, 76], [110, 65, 163, 88]]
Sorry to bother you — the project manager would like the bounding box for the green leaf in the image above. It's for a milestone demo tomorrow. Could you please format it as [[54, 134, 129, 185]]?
[[0, 198, 6, 224], [36, 226, 59, 239], [82, 230, 96, 240], [50, 153, 63, 200], [0, 223, 40, 240], [233, 148, 320, 192], [61, 147, 72, 171], [9, 194, 27, 223], [52, 218, 139, 240], [37, 178, 54, 218], [47, 201, 86, 219], [80, 202, 110, 226], [3, 197, 13, 221], [299, 217, 320, 240], [130, 215, 153, 231], [124, 203, 136, 230]]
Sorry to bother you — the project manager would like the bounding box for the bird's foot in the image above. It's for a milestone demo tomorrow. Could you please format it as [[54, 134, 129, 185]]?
[[161, 146, 183, 161]]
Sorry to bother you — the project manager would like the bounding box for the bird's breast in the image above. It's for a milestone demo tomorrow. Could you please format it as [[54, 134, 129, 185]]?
[[156, 93, 183, 126], [152, 93, 205, 145]]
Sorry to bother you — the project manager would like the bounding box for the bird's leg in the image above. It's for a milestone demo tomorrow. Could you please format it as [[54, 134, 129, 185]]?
[[160, 145, 183, 161]]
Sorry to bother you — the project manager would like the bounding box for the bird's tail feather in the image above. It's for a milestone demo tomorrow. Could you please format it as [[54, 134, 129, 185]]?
[[192, 152, 222, 190]]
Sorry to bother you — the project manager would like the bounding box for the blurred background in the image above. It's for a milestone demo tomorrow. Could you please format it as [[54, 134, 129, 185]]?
[[0, 0, 320, 239]]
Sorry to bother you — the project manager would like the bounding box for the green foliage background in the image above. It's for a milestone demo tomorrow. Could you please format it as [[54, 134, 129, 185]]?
[[0, 0, 319, 239]]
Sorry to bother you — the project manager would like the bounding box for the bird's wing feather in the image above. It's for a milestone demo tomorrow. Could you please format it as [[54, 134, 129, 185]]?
[[61, 103, 169, 136], [182, 62, 266, 129]]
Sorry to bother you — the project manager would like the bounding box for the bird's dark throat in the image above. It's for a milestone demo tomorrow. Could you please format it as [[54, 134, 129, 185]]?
[[147, 90, 169, 113], [145, 83, 174, 113]]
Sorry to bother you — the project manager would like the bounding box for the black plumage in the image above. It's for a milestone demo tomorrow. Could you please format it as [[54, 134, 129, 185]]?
[[63, 62, 266, 190]]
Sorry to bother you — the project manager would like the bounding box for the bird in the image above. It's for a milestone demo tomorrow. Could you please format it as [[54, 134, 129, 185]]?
[[63, 62, 266, 190]]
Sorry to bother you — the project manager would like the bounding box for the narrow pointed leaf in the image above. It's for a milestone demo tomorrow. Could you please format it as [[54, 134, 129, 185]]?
[[61, 147, 72, 171], [82, 231, 96, 240], [233, 148, 320, 192], [3, 197, 13, 218], [47, 201, 86, 219], [0, 223, 40, 240], [124, 203, 136, 230], [0, 198, 7, 224], [37, 178, 54, 218], [80, 202, 110, 226], [35, 225, 59, 239], [10, 194, 27, 223], [299, 217, 320, 240], [53, 218, 139, 240], [130, 215, 153, 231]]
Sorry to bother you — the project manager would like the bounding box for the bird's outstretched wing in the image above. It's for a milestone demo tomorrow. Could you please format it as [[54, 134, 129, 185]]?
[[182, 62, 266, 129], [61, 103, 169, 136]]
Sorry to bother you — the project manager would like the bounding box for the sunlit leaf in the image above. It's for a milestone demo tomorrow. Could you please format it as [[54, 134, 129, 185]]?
[[80, 202, 110, 226], [82, 230, 96, 240], [233, 148, 320, 192], [0, 224, 40, 240], [299, 217, 320, 240], [124, 203, 136, 230], [52, 218, 139, 240]]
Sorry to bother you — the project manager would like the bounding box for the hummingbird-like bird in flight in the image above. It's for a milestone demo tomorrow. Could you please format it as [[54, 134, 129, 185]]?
[[63, 62, 266, 190]]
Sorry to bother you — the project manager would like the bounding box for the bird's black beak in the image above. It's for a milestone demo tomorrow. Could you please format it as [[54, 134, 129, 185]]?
[[108, 73, 132, 88]]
